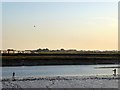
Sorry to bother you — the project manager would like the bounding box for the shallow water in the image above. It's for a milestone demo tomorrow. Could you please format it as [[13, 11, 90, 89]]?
[[1, 64, 118, 78]]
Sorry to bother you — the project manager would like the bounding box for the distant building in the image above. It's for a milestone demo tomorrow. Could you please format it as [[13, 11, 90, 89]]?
[[1, 50, 7, 54], [31, 50, 38, 54], [17, 50, 25, 53], [25, 50, 31, 53], [7, 49, 15, 54]]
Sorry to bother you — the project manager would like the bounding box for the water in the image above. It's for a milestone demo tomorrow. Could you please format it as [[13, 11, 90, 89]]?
[[1, 64, 118, 78]]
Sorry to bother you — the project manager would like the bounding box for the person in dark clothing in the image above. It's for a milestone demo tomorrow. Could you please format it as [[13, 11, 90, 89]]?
[[12, 72, 15, 81], [112, 69, 116, 76]]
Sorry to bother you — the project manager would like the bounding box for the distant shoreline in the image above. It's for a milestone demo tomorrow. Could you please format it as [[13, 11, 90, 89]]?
[[1, 75, 119, 81], [1, 53, 119, 66], [95, 66, 120, 69]]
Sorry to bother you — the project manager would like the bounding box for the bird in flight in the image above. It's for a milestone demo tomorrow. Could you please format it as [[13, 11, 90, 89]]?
[[34, 25, 35, 27]]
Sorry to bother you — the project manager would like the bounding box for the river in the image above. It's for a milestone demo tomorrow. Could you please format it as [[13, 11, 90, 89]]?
[[1, 64, 118, 78]]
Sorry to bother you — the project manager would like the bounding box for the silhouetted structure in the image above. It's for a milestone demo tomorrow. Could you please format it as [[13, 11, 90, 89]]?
[[7, 49, 15, 54]]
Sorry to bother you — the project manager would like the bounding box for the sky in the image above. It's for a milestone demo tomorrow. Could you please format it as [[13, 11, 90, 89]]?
[[2, 1, 118, 50]]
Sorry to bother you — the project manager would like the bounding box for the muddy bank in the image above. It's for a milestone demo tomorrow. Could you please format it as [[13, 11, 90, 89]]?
[[1, 75, 119, 88], [1, 53, 119, 66]]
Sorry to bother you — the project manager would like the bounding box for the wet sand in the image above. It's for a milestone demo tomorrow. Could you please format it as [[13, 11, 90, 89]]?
[[1, 75, 119, 88]]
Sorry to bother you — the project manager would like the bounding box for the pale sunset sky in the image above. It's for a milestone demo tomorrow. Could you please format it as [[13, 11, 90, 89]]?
[[2, 1, 118, 50]]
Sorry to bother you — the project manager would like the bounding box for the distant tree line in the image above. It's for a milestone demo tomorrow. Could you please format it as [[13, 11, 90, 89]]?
[[0, 48, 119, 54]]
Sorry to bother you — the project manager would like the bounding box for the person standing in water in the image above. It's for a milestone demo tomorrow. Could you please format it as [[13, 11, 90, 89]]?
[[112, 69, 116, 76], [12, 72, 15, 81]]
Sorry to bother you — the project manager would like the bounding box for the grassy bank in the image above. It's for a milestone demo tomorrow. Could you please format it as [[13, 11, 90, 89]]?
[[1, 53, 119, 66]]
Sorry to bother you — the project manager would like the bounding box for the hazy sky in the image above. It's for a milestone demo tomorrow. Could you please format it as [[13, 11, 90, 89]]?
[[2, 2, 118, 50]]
